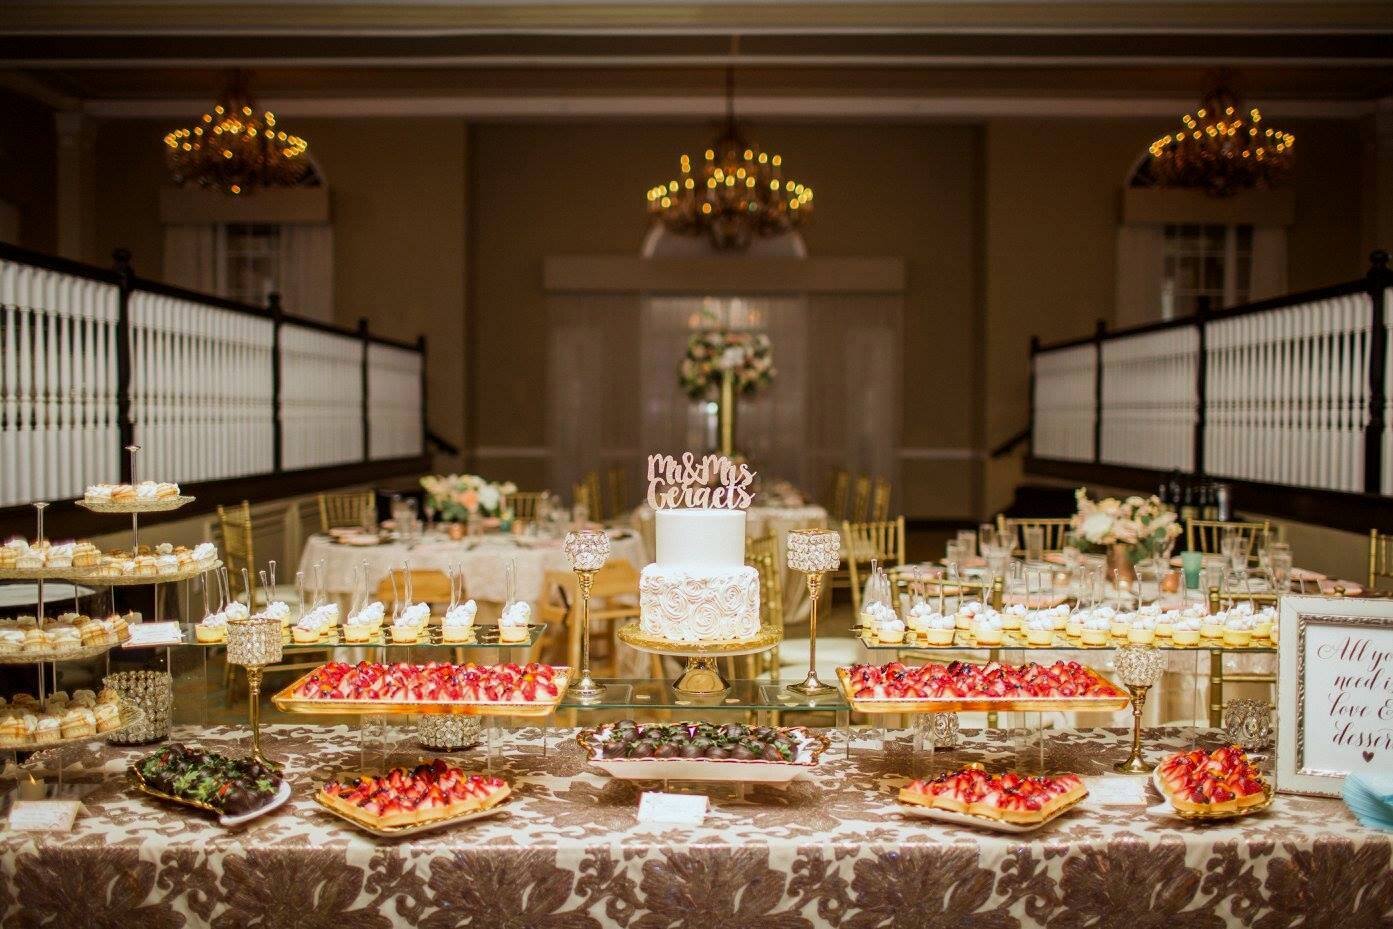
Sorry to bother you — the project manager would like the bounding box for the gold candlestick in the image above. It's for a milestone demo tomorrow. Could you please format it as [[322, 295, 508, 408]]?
[[1113, 644, 1165, 774], [564, 529, 611, 700], [245, 665, 273, 768], [784, 528, 841, 697], [227, 614, 284, 768]]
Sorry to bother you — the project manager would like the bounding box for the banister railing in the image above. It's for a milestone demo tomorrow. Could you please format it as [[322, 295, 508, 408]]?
[[0, 241, 427, 518], [1026, 250, 1393, 532]]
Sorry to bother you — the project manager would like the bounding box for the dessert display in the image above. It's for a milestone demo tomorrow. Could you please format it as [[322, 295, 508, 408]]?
[[864, 602, 905, 644], [581, 720, 826, 784], [275, 661, 570, 715], [0, 688, 129, 747], [1154, 745, 1272, 818], [130, 744, 287, 822], [441, 599, 478, 642], [908, 604, 955, 645], [390, 602, 431, 644], [0, 613, 129, 659], [839, 659, 1127, 712], [638, 508, 761, 643], [2, 537, 218, 581], [899, 763, 1087, 830], [291, 602, 340, 643], [79, 481, 189, 513], [317, 760, 511, 833]]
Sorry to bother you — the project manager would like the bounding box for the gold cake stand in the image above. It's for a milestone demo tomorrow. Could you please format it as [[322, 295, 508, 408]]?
[[616, 622, 782, 695]]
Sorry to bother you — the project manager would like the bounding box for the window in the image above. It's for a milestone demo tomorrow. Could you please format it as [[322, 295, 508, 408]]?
[[1161, 223, 1253, 318], [218, 223, 281, 306]]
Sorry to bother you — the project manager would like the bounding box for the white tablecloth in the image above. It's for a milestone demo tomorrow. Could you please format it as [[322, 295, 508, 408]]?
[[298, 530, 647, 606], [631, 502, 829, 625]]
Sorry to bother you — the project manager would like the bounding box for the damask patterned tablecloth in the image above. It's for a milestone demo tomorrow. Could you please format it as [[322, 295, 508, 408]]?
[[2, 724, 1389, 929]]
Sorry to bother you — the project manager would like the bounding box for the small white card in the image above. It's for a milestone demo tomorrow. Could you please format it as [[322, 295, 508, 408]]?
[[637, 791, 708, 826], [9, 800, 84, 832], [122, 622, 184, 647], [1087, 776, 1149, 806]]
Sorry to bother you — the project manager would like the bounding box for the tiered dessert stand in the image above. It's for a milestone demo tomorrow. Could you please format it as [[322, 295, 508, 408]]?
[[616, 621, 783, 696]]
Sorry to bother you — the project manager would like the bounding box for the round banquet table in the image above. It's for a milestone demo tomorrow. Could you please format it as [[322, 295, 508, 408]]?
[[9, 723, 1388, 929], [298, 529, 648, 607], [631, 501, 829, 624]]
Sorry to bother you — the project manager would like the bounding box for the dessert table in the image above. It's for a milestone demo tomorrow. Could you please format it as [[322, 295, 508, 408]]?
[[4, 723, 1387, 928], [298, 529, 648, 607]]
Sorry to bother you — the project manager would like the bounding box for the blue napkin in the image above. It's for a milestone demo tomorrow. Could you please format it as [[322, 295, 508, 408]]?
[[1343, 773, 1393, 832]]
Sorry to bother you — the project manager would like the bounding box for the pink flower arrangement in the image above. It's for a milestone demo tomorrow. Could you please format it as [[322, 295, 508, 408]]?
[[1070, 488, 1180, 562], [421, 474, 517, 521], [678, 329, 775, 401]]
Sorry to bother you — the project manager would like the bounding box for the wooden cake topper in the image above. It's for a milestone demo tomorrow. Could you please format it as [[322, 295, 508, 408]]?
[[647, 453, 755, 510]]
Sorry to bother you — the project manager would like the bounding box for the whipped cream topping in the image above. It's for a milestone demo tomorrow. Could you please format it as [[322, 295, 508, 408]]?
[[1084, 615, 1111, 631], [260, 601, 290, 620], [84, 485, 113, 499], [399, 603, 431, 626], [198, 612, 227, 629], [1091, 606, 1117, 621], [956, 600, 985, 618], [863, 602, 897, 625], [224, 602, 250, 621], [135, 481, 160, 499], [191, 542, 217, 561], [974, 613, 1004, 632], [444, 600, 478, 627], [1132, 615, 1156, 630], [1004, 603, 1028, 617], [1225, 614, 1255, 630], [350, 601, 385, 625], [877, 616, 906, 636], [501, 601, 531, 627], [1026, 614, 1055, 631], [1176, 616, 1203, 632]]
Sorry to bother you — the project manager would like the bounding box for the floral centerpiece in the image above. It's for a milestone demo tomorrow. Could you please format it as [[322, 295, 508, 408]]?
[[1070, 488, 1181, 581], [420, 474, 518, 522], [678, 330, 775, 400]]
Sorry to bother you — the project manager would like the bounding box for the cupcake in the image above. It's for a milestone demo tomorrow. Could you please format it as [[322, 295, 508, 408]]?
[[920, 611, 957, 646], [1201, 611, 1226, 639], [1081, 614, 1110, 646], [905, 602, 938, 635], [441, 600, 478, 643], [1110, 611, 1135, 639], [341, 620, 372, 644], [1046, 603, 1071, 630], [973, 612, 1005, 646], [292, 614, 325, 644], [877, 615, 907, 645], [1128, 616, 1157, 645], [349, 601, 385, 630], [224, 602, 250, 622], [955, 600, 984, 630], [399, 602, 430, 630], [1155, 611, 1179, 638], [389, 613, 421, 644], [498, 601, 532, 643], [1064, 610, 1086, 639], [258, 600, 292, 629], [1223, 614, 1255, 647], [1252, 606, 1277, 639], [33, 716, 60, 744], [196, 611, 228, 644], [1171, 616, 1203, 646], [1001, 603, 1027, 631], [863, 602, 898, 642], [1025, 614, 1055, 646]]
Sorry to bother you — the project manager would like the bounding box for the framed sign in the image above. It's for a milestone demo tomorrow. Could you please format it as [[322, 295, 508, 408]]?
[[1277, 594, 1393, 796]]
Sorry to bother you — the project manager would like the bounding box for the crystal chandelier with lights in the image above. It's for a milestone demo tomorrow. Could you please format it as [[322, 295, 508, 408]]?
[[163, 71, 311, 196], [646, 69, 812, 250], [1147, 79, 1294, 197]]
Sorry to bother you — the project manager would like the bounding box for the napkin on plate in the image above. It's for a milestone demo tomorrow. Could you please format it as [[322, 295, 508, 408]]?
[[1342, 772, 1393, 832]]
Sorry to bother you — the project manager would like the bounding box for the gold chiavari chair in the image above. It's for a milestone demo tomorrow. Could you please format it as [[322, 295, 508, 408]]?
[[843, 517, 907, 617], [871, 478, 892, 522], [824, 468, 850, 521], [996, 516, 1074, 555], [538, 562, 647, 675], [581, 470, 605, 520], [1369, 529, 1393, 592], [1186, 518, 1270, 563], [742, 534, 784, 680], [849, 476, 872, 522], [607, 467, 630, 520], [508, 491, 550, 522], [317, 490, 374, 533], [572, 480, 597, 520], [374, 569, 455, 615]]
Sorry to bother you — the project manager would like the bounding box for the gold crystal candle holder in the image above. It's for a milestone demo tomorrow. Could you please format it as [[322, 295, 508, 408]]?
[[104, 671, 173, 745], [227, 615, 284, 767], [564, 529, 611, 700], [418, 714, 484, 752], [1113, 644, 1166, 774], [1222, 699, 1273, 752], [785, 528, 841, 696]]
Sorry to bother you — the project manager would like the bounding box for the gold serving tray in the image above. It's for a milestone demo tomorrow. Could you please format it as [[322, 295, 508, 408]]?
[[577, 723, 830, 765], [314, 773, 513, 837], [900, 788, 1089, 834], [1151, 768, 1275, 821], [128, 767, 292, 827], [76, 495, 195, 514], [835, 667, 1130, 714], [617, 622, 782, 657], [271, 666, 572, 717], [68, 560, 220, 587], [859, 630, 1276, 653]]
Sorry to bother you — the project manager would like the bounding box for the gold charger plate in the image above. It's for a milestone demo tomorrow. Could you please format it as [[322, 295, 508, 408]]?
[[1151, 768, 1275, 821], [75, 495, 195, 514], [313, 773, 513, 837], [617, 622, 782, 657], [835, 666, 1130, 714], [271, 666, 572, 717]]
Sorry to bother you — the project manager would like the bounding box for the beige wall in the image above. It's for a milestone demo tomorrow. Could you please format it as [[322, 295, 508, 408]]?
[[467, 121, 982, 515], [982, 117, 1369, 515]]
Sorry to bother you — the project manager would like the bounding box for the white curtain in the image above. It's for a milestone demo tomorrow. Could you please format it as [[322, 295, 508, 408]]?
[[277, 224, 335, 321], [162, 224, 219, 293]]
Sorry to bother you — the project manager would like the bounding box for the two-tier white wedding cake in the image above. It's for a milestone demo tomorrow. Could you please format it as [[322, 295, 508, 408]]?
[[638, 508, 761, 643]]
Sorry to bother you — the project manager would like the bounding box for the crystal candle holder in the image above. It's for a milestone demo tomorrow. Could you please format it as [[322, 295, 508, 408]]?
[[564, 529, 611, 700], [787, 529, 841, 573], [104, 671, 172, 745], [227, 616, 284, 667], [1114, 644, 1166, 773], [563, 529, 611, 572], [418, 715, 484, 752], [1222, 699, 1273, 751]]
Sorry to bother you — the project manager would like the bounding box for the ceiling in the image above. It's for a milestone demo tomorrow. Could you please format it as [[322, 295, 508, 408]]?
[[3, 1, 1391, 117]]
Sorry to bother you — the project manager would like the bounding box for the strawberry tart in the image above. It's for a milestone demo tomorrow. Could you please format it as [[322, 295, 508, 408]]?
[[839, 659, 1125, 709], [318, 760, 510, 830], [1154, 745, 1270, 815], [283, 661, 568, 709], [900, 763, 1087, 824]]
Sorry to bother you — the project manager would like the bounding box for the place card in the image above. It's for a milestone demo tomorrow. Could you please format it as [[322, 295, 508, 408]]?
[[122, 622, 184, 647], [9, 800, 84, 832], [1087, 776, 1149, 806], [637, 791, 709, 826]]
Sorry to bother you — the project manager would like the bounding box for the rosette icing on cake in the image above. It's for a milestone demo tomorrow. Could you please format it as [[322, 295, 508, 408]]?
[[638, 508, 761, 643]]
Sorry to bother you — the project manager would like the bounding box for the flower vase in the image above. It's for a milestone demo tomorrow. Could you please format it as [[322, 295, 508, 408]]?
[[717, 367, 737, 457], [1107, 544, 1137, 585]]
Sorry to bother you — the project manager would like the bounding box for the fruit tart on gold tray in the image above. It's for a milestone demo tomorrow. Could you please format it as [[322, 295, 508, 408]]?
[[316, 760, 512, 835], [899, 763, 1088, 833], [1153, 745, 1273, 820]]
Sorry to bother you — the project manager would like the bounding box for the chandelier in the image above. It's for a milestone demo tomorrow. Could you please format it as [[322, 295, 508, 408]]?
[[163, 71, 311, 196], [645, 69, 812, 250], [1147, 80, 1294, 197]]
